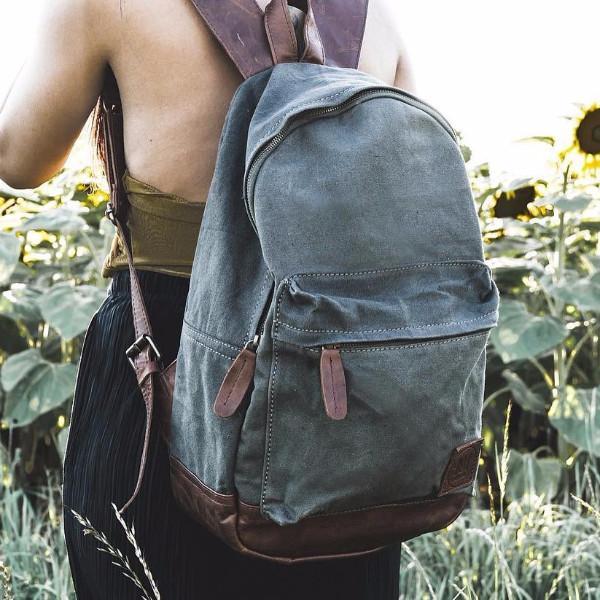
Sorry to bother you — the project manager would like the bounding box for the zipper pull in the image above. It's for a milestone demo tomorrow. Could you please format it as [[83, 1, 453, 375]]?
[[213, 336, 259, 418], [320, 346, 348, 420]]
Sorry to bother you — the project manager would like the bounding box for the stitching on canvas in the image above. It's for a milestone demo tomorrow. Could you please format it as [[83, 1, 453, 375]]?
[[277, 310, 497, 334], [303, 331, 489, 353], [244, 272, 272, 344], [182, 327, 237, 361], [183, 320, 241, 352], [261, 288, 285, 508], [288, 261, 490, 280]]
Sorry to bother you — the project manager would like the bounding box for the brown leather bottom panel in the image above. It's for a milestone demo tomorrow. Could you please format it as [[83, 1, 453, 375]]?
[[169, 456, 469, 564], [237, 493, 467, 560], [169, 455, 244, 553], [155, 360, 176, 443]]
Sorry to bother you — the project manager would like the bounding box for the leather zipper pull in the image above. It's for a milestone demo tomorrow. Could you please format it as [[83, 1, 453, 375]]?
[[320, 347, 348, 420], [213, 338, 258, 418]]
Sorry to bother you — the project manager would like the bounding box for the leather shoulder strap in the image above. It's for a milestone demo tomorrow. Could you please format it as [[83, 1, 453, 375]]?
[[100, 67, 160, 514], [189, 0, 369, 79], [311, 0, 369, 70], [101, 69, 128, 224]]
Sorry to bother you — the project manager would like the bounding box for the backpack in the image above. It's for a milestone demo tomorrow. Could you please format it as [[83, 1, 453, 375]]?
[[101, 0, 500, 564]]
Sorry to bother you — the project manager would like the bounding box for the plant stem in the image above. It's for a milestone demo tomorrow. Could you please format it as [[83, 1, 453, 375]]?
[[552, 172, 569, 460]]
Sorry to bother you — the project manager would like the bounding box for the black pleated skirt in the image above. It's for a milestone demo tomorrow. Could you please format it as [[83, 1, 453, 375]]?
[[63, 269, 401, 600]]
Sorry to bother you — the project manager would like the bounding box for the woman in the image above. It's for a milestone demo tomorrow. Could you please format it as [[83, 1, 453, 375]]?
[[0, 0, 415, 597]]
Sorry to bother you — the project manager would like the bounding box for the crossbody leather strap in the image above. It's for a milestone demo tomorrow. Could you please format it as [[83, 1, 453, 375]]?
[[101, 0, 369, 513], [101, 71, 161, 512]]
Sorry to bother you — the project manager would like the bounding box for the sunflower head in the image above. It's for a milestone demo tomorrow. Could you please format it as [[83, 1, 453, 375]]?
[[560, 103, 600, 175], [491, 181, 548, 221], [575, 107, 600, 155]]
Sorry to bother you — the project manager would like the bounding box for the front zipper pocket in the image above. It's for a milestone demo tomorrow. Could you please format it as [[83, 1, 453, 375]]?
[[259, 261, 499, 526], [316, 329, 490, 421]]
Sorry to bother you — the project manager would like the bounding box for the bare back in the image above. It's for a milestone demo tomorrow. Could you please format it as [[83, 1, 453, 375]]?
[[0, 0, 415, 198]]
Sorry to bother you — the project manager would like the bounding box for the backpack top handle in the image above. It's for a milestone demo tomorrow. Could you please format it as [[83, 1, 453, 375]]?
[[187, 0, 369, 79], [264, 0, 325, 66]]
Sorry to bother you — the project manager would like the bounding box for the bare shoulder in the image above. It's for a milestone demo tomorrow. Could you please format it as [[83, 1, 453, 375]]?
[[359, 0, 415, 90]]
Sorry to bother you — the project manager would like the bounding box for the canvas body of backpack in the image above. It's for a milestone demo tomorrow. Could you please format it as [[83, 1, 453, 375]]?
[[168, 59, 500, 564]]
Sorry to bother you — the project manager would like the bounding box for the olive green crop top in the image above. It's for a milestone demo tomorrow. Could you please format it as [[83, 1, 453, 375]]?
[[101, 171, 205, 279]]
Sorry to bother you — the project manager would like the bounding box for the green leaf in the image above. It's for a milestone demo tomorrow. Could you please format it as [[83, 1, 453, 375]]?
[[486, 257, 541, 276], [541, 271, 600, 312], [36, 283, 105, 339], [56, 427, 70, 462], [0, 232, 21, 285], [1, 349, 44, 392], [533, 193, 595, 212], [554, 194, 595, 212], [489, 299, 568, 363], [0, 287, 43, 324], [580, 218, 600, 232], [486, 236, 545, 259], [1, 349, 77, 428], [18, 207, 87, 234], [503, 370, 546, 414], [517, 135, 556, 146], [506, 451, 562, 501], [460, 144, 472, 163], [549, 386, 600, 456], [501, 178, 537, 193]]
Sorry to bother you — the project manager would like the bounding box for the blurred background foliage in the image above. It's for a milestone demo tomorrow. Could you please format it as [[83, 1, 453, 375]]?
[[0, 104, 599, 598], [0, 168, 111, 485]]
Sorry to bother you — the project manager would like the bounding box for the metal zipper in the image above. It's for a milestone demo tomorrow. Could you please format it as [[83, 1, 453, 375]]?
[[247, 279, 275, 351], [317, 328, 490, 352], [243, 86, 457, 233], [212, 280, 274, 418]]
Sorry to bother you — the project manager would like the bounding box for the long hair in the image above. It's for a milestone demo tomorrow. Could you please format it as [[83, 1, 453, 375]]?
[[91, 64, 121, 179], [91, 97, 107, 176]]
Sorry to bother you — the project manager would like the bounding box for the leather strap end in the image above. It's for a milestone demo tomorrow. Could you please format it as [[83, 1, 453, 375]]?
[[264, 0, 299, 65], [119, 375, 155, 514], [213, 348, 257, 418], [320, 348, 348, 420], [135, 359, 162, 386], [300, 0, 325, 65]]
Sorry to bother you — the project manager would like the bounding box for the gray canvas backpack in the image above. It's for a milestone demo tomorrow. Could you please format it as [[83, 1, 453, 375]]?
[[102, 0, 499, 564]]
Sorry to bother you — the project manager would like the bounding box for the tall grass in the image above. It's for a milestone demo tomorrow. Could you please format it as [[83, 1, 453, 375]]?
[[399, 411, 600, 600], [0, 456, 74, 599], [1, 449, 599, 599], [399, 492, 600, 599]]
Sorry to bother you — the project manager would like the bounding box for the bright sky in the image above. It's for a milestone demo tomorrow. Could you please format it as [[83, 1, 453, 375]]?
[[1, 0, 598, 180]]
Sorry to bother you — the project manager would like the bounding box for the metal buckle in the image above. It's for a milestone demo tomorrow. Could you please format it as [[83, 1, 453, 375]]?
[[105, 202, 116, 224], [126, 334, 162, 368]]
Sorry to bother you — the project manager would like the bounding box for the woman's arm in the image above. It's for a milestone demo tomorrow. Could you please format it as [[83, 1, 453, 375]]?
[[0, 0, 109, 189]]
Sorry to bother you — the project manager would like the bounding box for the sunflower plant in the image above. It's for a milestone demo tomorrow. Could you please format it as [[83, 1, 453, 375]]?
[[0, 167, 110, 482], [473, 105, 600, 504]]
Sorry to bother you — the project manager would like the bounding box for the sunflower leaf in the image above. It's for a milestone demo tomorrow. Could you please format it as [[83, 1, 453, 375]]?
[[489, 299, 568, 363], [549, 386, 600, 456], [506, 451, 562, 501]]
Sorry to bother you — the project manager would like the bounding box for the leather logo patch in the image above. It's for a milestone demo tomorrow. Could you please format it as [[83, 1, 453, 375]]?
[[439, 438, 483, 496]]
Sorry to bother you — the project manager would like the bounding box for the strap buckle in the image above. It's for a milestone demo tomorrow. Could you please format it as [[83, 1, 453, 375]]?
[[126, 334, 162, 369], [105, 202, 117, 224]]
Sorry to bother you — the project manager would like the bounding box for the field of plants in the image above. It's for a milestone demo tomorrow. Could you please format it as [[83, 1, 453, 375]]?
[[0, 105, 599, 599]]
